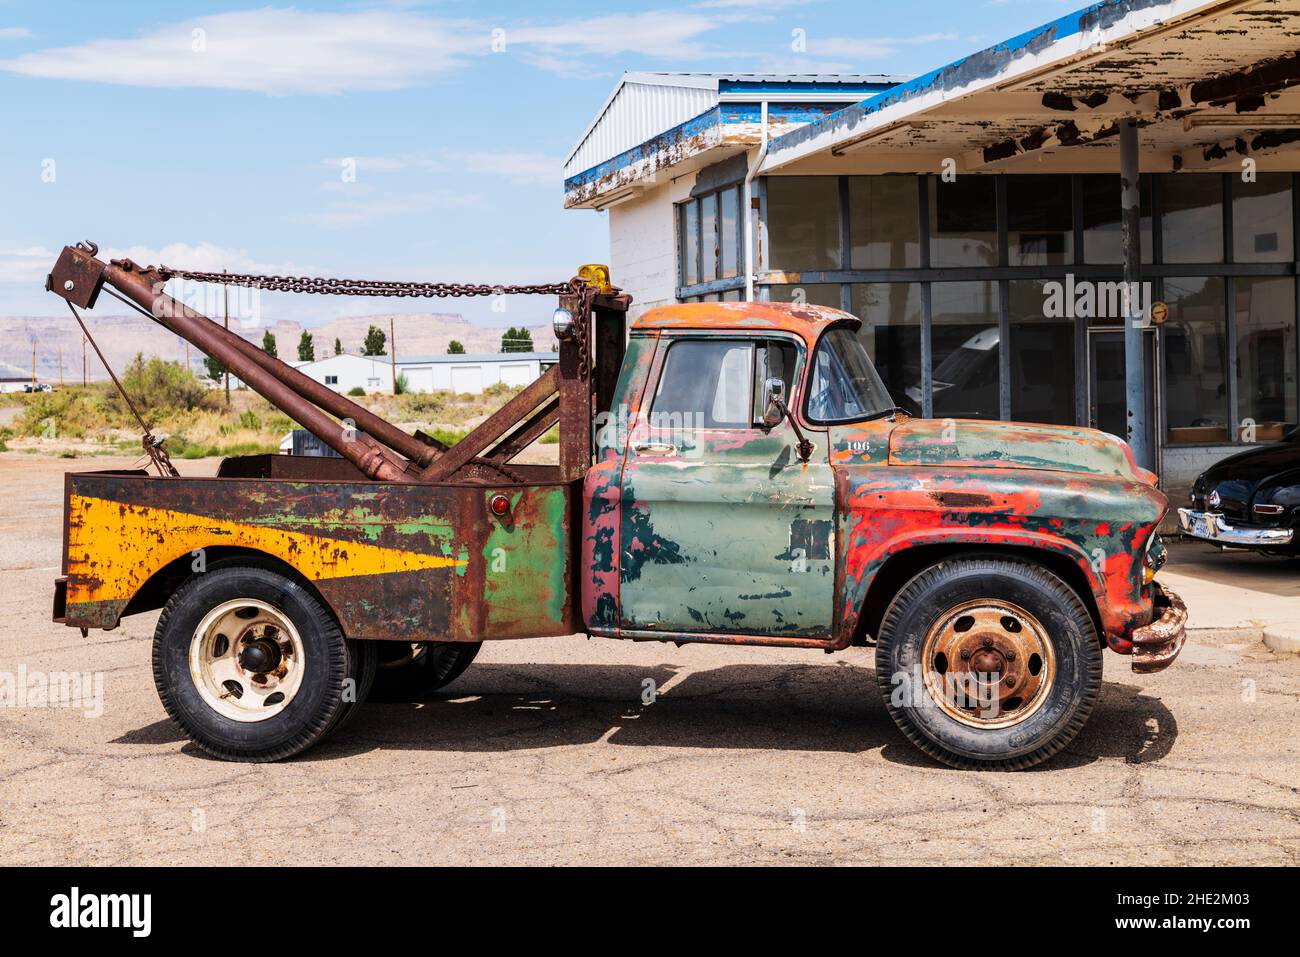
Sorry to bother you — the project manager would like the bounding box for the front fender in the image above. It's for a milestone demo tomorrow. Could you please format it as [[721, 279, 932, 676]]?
[[833, 466, 1164, 650]]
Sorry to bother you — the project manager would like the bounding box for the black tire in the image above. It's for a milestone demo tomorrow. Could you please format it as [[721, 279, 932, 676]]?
[[875, 556, 1102, 771], [327, 639, 377, 735], [370, 641, 481, 701], [152, 562, 349, 762]]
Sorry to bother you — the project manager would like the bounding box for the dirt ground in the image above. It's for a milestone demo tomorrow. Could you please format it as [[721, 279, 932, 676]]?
[[1, 452, 1297, 866]]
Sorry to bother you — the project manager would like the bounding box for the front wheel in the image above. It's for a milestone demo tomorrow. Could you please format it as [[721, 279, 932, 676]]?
[[875, 556, 1102, 770]]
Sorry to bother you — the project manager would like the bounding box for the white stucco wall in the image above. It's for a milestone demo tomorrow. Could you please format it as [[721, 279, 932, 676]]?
[[608, 176, 695, 320]]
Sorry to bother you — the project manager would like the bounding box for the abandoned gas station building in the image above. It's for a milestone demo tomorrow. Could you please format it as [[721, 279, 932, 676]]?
[[563, 0, 1300, 487]]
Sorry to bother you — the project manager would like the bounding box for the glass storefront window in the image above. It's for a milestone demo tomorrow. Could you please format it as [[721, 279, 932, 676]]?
[[680, 201, 699, 287], [1236, 277, 1297, 439], [850, 283, 921, 413], [700, 192, 718, 282], [1163, 276, 1228, 443], [1008, 280, 1075, 425], [929, 177, 998, 267], [766, 283, 841, 308], [768, 177, 839, 270], [720, 187, 740, 278], [1233, 174, 1294, 263], [1008, 176, 1073, 266], [849, 176, 920, 269], [1161, 174, 1224, 264], [1080, 174, 1152, 264], [931, 281, 1000, 420]]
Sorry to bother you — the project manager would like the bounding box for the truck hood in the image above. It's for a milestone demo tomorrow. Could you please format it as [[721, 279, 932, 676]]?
[[888, 418, 1151, 483]]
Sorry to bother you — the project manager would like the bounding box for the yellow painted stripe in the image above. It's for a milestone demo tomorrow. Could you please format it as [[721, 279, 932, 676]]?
[[66, 494, 465, 604]]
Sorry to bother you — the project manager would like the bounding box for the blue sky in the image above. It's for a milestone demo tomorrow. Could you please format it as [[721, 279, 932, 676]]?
[[0, 0, 1073, 328]]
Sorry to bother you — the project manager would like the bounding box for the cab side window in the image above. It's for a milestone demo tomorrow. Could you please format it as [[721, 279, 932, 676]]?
[[650, 339, 798, 431]]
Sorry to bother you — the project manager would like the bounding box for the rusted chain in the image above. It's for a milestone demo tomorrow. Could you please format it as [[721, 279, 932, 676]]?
[[158, 267, 582, 299]]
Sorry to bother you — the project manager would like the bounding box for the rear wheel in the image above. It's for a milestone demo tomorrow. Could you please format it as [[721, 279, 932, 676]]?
[[153, 563, 351, 762], [371, 641, 481, 701], [875, 556, 1102, 770]]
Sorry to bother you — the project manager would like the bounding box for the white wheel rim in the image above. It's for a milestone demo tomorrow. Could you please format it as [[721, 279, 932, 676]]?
[[188, 599, 305, 722]]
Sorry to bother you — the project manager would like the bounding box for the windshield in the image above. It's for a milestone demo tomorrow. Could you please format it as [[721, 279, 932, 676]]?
[[805, 327, 895, 423]]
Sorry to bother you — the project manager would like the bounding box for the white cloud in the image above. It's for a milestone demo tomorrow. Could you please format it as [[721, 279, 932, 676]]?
[[446, 151, 559, 187], [0, 9, 476, 95], [0, 27, 31, 39], [316, 150, 560, 187], [301, 189, 481, 227], [0, 245, 59, 284], [102, 241, 309, 275], [320, 153, 441, 175], [0, 7, 750, 93], [0, 241, 309, 286], [506, 11, 738, 61]]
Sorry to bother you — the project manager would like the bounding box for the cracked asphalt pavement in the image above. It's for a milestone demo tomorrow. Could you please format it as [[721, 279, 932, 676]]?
[[2, 454, 1298, 865]]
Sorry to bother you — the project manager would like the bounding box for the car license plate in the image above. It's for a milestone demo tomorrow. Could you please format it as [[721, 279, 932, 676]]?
[[1190, 515, 1210, 538]]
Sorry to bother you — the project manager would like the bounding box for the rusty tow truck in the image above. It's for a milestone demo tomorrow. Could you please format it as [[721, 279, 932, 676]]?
[[46, 242, 1186, 769]]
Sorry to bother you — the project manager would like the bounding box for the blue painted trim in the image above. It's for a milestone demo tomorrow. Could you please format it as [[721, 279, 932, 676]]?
[[565, 103, 877, 191]]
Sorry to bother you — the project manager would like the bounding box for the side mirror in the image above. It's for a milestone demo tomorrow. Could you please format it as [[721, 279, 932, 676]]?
[[761, 377, 786, 428]]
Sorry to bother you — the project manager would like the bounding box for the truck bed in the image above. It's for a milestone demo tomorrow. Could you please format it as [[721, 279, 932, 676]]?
[[57, 460, 578, 643]]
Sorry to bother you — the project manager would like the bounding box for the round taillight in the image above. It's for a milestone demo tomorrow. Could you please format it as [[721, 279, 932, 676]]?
[[489, 494, 510, 517]]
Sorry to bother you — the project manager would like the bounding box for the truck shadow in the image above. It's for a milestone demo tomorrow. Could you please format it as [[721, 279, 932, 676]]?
[[120, 662, 1177, 769], [310, 662, 1177, 770]]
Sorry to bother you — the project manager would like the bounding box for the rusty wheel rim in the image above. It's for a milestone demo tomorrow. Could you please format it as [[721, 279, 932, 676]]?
[[920, 599, 1056, 730], [189, 599, 304, 722]]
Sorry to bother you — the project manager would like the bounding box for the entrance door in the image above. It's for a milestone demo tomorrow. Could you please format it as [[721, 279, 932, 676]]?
[[1087, 329, 1157, 458]]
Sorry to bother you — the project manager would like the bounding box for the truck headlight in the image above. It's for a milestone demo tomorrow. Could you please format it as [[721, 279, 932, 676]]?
[[1143, 532, 1167, 584]]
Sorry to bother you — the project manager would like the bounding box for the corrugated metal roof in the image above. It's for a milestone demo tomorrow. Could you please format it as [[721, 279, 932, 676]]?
[[563, 72, 905, 180]]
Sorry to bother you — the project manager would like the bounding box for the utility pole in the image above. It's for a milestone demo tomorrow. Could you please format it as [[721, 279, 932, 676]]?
[[223, 269, 231, 406], [58, 344, 63, 386], [82, 336, 87, 387], [31, 338, 36, 386], [389, 316, 397, 394]]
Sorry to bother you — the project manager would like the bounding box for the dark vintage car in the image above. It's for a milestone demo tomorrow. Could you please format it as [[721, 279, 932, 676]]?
[[1179, 427, 1300, 554]]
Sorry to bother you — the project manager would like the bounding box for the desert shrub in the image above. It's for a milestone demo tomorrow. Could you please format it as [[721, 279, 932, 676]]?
[[425, 428, 467, 447], [16, 388, 109, 439], [238, 409, 261, 430], [483, 382, 514, 398], [394, 372, 410, 395], [539, 426, 560, 445], [111, 355, 212, 417], [401, 391, 447, 415], [347, 386, 366, 396]]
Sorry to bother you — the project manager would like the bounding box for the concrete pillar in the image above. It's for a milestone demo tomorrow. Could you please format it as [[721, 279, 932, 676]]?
[[1120, 119, 1151, 470]]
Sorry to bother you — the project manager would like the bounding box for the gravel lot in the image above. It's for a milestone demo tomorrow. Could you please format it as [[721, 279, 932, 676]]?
[[1, 453, 1297, 865]]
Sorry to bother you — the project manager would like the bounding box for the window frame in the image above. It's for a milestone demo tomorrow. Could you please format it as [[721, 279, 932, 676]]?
[[676, 184, 746, 301], [647, 333, 806, 434]]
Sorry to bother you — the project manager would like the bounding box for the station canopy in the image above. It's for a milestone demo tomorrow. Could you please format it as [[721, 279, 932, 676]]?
[[762, 0, 1300, 176]]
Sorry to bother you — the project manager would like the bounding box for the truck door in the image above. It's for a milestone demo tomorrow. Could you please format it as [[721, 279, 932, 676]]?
[[617, 334, 835, 639]]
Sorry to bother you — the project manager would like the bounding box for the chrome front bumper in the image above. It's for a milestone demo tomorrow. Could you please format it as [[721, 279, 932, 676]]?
[[1176, 508, 1294, 546]]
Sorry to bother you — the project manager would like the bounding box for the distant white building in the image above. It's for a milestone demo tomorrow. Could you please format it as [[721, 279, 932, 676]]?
[[289, 352, 558, 395], [0, 377, 34, 394]]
